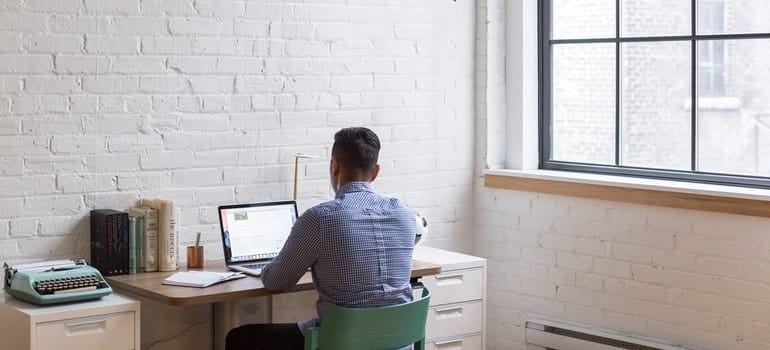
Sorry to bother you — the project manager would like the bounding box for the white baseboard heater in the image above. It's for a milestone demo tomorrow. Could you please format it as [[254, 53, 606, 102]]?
[[526, 319, 694, 350]]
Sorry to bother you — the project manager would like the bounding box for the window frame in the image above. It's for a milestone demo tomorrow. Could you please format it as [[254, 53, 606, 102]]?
[[538, 0, 770, 189]]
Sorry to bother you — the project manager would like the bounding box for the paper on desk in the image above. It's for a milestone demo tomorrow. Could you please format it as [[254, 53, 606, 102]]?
[[8, 259, 82, 272], [162, 271, 246, 288]]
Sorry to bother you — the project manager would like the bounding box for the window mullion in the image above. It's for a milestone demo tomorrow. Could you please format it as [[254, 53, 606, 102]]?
[[615, 0, 621, 166], [538, 0, 551, 169], [691, 0, 698, 172]]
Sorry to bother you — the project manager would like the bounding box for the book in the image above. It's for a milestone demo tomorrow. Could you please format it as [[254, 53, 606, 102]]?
[[128, 215, 137, 274], [161, 200, 178, 272], [162, 271, 246, 288], [114, 211, 130, 275], [90, 209, 129, 276], [128, 206, 159, 272], [136, 215, 145, 272], [142, 198, 178, 272]]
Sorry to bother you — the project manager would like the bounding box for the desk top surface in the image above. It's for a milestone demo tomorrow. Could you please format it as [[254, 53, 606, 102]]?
[[106, 259, 442, 306]]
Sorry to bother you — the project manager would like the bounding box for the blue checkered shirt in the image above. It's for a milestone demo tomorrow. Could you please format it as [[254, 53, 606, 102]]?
[[261, 181, 415, 335]]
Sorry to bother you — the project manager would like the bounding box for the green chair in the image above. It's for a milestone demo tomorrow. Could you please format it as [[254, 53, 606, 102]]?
[[304, 287, 431, 350]]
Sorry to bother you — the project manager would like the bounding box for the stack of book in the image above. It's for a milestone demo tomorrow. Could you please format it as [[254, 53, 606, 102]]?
[[90, 198, 178, 276], [90, 209, 130, 276]]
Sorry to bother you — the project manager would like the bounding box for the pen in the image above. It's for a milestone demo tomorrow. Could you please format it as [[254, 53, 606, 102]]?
[[195, 232, 201, 247]]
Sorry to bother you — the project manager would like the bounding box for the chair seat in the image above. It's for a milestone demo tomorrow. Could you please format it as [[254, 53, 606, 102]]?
[[304, 287, 431, 350]]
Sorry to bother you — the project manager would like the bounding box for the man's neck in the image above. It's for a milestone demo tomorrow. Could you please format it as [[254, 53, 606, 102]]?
[[336, 171, 371, 187], [336, 179, 370, 190]]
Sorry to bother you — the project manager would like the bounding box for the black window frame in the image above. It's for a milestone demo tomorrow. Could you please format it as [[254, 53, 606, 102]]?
[[539, 0, 770, 189]]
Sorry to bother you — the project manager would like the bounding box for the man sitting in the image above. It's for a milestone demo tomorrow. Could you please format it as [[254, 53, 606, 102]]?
[[226, 127, 416, 350]]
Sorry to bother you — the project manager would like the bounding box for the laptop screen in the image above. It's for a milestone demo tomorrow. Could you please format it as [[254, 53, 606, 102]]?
[[218, 201, 298, 264]]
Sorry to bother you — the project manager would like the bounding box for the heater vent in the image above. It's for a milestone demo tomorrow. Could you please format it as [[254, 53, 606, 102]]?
[[526, 319, 694, 350]]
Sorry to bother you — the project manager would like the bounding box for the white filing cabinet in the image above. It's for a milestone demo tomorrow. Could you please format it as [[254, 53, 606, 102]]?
[[0, 292, 140, 350], [414, 246, 487, 350]]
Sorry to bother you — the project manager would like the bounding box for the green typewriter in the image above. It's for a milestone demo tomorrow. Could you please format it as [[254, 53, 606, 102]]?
[[3, 259, 112, 305]]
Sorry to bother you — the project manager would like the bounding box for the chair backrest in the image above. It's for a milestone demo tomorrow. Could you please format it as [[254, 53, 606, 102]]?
[[304, 287, 431, 350]]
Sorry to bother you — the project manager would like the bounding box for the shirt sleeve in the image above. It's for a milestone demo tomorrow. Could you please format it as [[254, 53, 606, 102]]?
[[261, 208, 321, 290]]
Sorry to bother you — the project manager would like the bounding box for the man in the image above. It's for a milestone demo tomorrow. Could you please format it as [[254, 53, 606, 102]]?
[[226, 127, 416, 350]]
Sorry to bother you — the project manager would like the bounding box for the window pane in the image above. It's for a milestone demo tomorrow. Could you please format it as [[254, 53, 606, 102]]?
[[552, 44, 616, 165], [620, 42, 691, 170], [621, 0, 690, 37], [697, 0, 723, 34], [698, 40, 725, 96], [552, 0, 615, 40], [698, 39, 770, 176], [698, 0, 770, 34], [698, 67, 715, 96], [713, 41, 724, 64]]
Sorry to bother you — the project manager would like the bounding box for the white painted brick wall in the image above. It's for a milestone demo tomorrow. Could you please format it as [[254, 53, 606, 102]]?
[[476, 186, 770, 349], [0, 0, 474, 272]]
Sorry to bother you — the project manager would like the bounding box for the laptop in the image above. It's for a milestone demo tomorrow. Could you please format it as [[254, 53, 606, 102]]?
[[218, 201, 299, 276]]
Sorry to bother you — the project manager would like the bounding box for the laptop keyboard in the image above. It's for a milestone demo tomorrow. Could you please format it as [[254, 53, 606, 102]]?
[[241, 262, 269, 270]]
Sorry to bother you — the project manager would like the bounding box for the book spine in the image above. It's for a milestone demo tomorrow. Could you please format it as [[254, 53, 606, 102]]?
[[117, 212, 129, 275], [137, 215, 145, 273], [128, 215, 137, 274], [107, 213, 114, 275], [169, 202, 178, 270], [158, 200, 178, 271], [90, 210, 108, 276], [144, 208, 159, 272], [108, 212, 128, 276]]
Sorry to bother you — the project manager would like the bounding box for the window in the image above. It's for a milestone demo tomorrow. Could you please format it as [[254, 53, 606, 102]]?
[[698, 0, 725, 96], [541, 0, 770, 187]]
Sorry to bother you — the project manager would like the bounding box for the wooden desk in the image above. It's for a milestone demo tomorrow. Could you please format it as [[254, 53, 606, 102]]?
[[107, 259, 441, 305], [107, 259, 442, 350]]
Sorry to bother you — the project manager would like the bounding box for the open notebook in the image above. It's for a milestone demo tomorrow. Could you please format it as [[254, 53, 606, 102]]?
[[162, 271, 246, 288]]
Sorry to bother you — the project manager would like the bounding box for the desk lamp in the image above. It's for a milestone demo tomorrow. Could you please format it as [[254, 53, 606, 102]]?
[[293, 153, 318, 201]]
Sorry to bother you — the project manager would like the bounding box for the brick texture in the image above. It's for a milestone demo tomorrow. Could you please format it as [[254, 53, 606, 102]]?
[[0, 0, 475, 264]]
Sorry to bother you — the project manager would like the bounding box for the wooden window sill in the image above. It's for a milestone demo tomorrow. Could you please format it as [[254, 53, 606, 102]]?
[[484, 170, 770, 218]]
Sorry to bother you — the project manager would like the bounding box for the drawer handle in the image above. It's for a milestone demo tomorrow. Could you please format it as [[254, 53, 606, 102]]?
[[435, 273, 464, 280], [434, 306, 464, 319], [63, 315, 110, 335], [434, 338, 464, 348], [434, 273, 464, 286]]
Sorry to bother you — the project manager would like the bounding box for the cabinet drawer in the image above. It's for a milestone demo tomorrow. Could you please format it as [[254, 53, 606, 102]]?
[[422, 268, 483, 306], [36, 311, 135, 350], [426, 300, 483, 341], [427, 334, 483, 350]]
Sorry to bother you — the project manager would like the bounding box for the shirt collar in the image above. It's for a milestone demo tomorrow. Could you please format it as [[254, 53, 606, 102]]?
[[335, 181, 374, 198]]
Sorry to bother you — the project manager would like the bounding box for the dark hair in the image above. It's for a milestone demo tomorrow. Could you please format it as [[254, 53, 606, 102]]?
[[332, 127, 381, 173]]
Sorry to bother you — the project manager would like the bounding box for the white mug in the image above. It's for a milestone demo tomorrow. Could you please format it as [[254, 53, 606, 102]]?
[[414, 211, 428, 245]]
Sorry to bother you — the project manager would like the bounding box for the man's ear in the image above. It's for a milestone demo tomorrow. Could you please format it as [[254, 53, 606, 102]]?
[[330, 157, 341, 177], [369, 164, 380, 182]]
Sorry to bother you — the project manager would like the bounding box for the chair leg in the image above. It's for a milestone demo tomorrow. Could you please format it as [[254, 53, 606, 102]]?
[[414, 339, 425, 350], [304, 328, 319, 350]]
